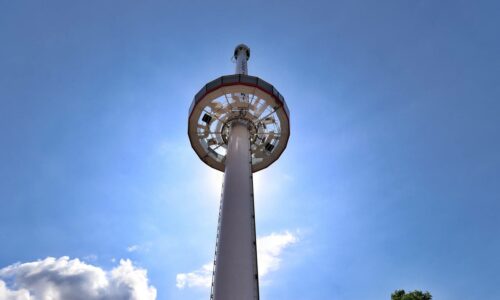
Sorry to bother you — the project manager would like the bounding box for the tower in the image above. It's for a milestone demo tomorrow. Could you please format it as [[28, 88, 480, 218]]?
[[188, 44, 290, 300]]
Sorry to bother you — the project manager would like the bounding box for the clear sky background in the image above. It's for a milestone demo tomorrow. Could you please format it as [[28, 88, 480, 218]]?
[[1, 1, 499, 299]]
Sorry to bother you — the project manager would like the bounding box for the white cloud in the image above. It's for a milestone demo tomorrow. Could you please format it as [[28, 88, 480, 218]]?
[[83, 254, 98, 262], [255, 231, 298, 277], [0, 257, 156, 300], [126, 243, 151, 253], [0, 280, 30, 300], [176, 231, 298, 289], [175, 263, 212, 289], [127, 245, 140, 252]]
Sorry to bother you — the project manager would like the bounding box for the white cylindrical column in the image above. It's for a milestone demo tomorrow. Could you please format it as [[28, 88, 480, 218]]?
[[234, 44, 249, 75], [212, 121, 258, 300]]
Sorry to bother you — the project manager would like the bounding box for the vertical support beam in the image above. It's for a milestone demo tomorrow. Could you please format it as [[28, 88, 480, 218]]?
[[234, 44, 250, 75], [212, 121, 259, 300], [233, 44, 251, 109]]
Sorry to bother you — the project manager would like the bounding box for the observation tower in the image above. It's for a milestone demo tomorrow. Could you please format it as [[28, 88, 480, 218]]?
[[188, 44, 290, 300]]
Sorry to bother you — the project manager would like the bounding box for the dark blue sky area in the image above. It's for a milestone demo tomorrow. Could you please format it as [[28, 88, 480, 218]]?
[[1, 1, 499, 299]]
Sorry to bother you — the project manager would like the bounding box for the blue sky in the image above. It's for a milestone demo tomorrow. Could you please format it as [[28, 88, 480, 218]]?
[[1, 0, 499, 299]]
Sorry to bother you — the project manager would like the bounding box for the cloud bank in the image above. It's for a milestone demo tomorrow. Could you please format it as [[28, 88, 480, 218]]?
[[176, 231, 297, 289], [256, 231, 298, 277], [0, 257, 156, 300]]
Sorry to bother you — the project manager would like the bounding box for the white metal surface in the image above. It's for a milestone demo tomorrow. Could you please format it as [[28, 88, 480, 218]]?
[[212, 121, 258, 300], [234, 44, 249, 75]]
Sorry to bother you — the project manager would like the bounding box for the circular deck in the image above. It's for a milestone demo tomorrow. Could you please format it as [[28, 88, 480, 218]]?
[[188, 74, 290, 172]]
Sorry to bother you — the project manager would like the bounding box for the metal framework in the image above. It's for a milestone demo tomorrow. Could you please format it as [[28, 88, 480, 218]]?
[[187, 44, 290, 300], [188, 74, 290, 172]]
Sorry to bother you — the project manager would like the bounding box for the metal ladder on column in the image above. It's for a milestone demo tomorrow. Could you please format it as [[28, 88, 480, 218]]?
[[210, 179, 225, 300]]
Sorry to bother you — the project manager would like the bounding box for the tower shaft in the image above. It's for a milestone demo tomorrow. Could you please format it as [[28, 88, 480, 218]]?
[[189, 44, 288, 299], [212, 121, 259, 300], [234, 44, 249, 75]]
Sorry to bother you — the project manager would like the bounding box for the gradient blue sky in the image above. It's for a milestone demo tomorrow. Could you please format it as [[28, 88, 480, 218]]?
[[1, 1, 500, 299]]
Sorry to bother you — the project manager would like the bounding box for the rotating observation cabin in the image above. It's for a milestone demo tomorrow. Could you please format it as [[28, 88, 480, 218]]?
[[188, 44, 290, 300]]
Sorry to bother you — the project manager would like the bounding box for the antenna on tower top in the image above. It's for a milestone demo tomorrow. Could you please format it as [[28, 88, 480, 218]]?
[[233, 44, 251, 60], [233, 44, 251, 75]]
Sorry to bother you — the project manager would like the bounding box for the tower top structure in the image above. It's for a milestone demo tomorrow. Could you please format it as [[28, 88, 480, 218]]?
[[233, 44, 250, 60], [188, 45, 290, 172]]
